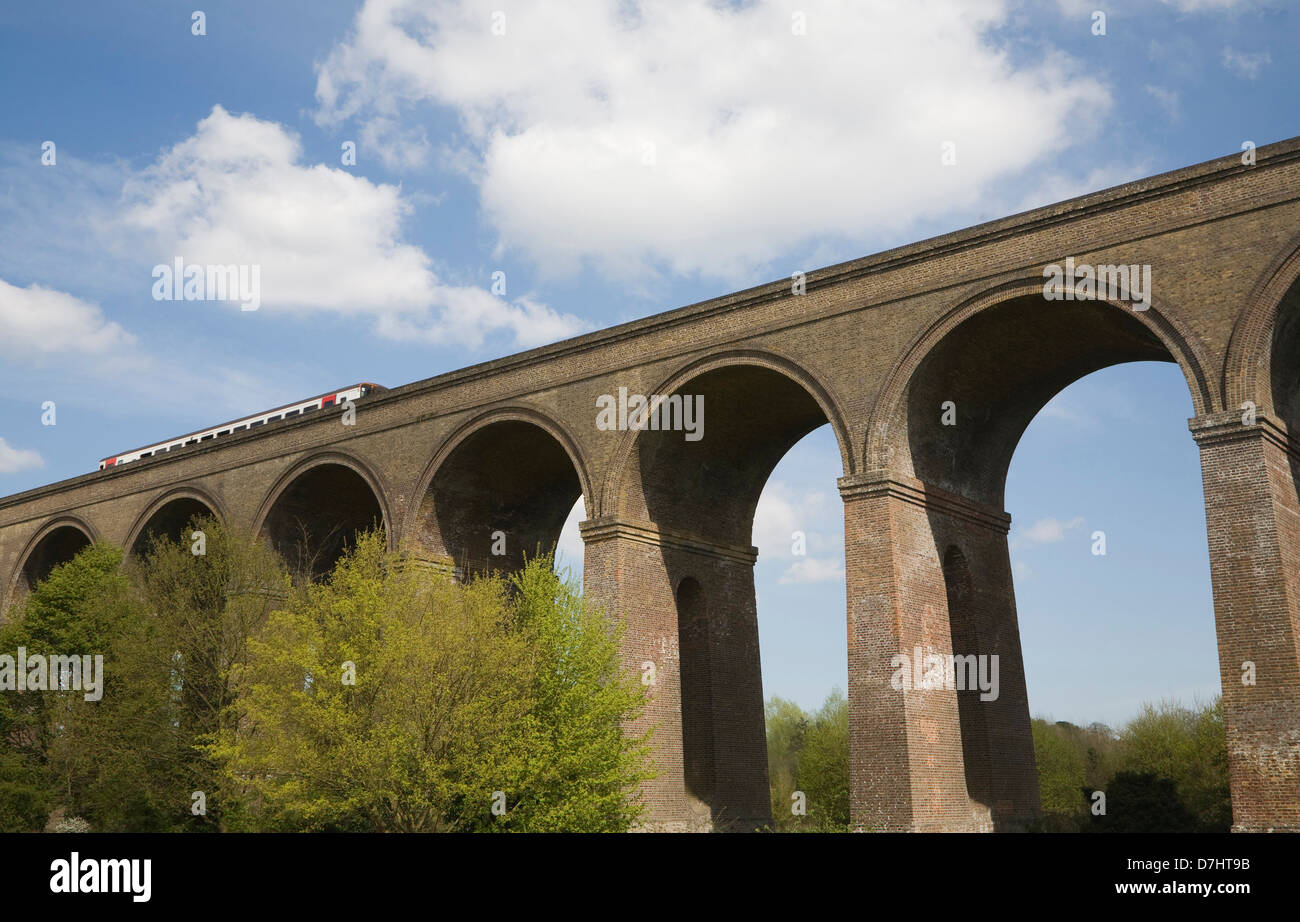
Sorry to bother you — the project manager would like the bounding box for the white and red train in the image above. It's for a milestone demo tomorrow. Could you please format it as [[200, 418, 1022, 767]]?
[[98, 383, 386, 471]]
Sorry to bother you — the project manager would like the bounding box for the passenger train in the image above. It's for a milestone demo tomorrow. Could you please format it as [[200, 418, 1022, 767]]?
[[98, 383, 386, 471]]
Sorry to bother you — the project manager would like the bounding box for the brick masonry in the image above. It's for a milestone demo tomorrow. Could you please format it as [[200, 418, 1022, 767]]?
[[3, 140, 1300, 831]]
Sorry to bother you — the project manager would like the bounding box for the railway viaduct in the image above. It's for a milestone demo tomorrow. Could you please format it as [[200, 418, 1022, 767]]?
[[3, 140, 1300, 832]]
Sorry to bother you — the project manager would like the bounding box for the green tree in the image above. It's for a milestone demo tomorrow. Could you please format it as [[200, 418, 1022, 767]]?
[[1032, 698, 1229, 833], [211, 535, 651, 832], [1117, 698, 1229, 832], [0, 542, 160, 831], [1090, 771, 1198, 833], [1030, 719, 1090, 830], [128, 516, 289, 829], [764, 696, 807, 828], [798, 689, 850, 831], [478, 557, 652, 832], [764, 689, 849, 832]]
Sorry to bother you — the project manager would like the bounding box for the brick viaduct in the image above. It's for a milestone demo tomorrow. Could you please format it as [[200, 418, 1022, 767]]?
[[3, 140, 1299, 832]]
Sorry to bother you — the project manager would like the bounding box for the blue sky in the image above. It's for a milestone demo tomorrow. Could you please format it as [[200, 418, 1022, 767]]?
[[1, 0, 1296, 727]]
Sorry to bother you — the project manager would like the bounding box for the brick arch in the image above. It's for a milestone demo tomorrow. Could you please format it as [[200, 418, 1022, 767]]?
[[254, 451, 394, 580], [863, 274, 1217, 499], [1222, 227, 1300, 420], [408, 403, 594, 526], [123, 485, 227, 558], [601, 348, 854, 521], [8, 515, 99, 602], [411, 404, 593, 576]]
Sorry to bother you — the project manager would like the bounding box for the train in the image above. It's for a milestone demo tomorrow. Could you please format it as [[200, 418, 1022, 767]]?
[[98, 383, 386, 471]]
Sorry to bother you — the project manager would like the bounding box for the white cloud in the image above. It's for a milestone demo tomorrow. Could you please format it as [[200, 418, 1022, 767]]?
[[780, 556, 845, 585], [118, 105, 585, 348], [1221, 46, 1271, 79], [752, 481, 842, 583], [0, 279, 135, 356], [0, 438, 43, 475], [753, 481, 833, 558], [316, 0, 1111, 282], [1013, 559, 1032, 581], [1013, 515, 1086, 548]]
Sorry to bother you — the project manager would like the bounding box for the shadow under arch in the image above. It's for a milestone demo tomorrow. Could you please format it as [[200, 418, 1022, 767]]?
[[254, 451, 392, 582], [8, 516, 99, 604], [125, 486, 227, 559], [411, 404, 593, 579], [602, 348, 854, 519]]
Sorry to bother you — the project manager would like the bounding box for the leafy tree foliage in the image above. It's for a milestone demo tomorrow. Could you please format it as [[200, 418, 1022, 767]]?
[[763, 689, 850, 831], [1031, 699, 1230, 832], [1, 526, 650, 833], [210, 535, 651, 832]]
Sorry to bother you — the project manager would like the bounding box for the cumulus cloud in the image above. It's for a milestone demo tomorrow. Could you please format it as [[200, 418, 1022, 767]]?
[[0, 438, 43, 475], [753, 481, 843, 583], [315, 0, 1111, 282], [753, 482, 835, 557], [780, 556, 846, 585], [118, 105, 585, 347], [1013, 515, 1086, 548], [0, 279, 135, 356]]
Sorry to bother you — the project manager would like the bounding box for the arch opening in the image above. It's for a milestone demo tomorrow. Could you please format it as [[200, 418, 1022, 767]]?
[[260, 463, 385, 582], [418, 419, 585, 578], [130, 497, 217, 558], [17, 524, 93, 596], [902, 294, 1180, 508], [627, 365, 836, 544]]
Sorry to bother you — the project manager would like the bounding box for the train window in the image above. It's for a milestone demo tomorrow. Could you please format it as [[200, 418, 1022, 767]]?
[[233, 425, 245, 432], [201, 434, 213, 441], [285, 409, 300, 418], [187, 440, 198, 446], [323, 396, 336, 408], [250, 420, 264, 428], [267, 415, 281, 423], [302, 404, 318, 414], [218, 429, 230, 436], [141, 451, 152, 458]]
